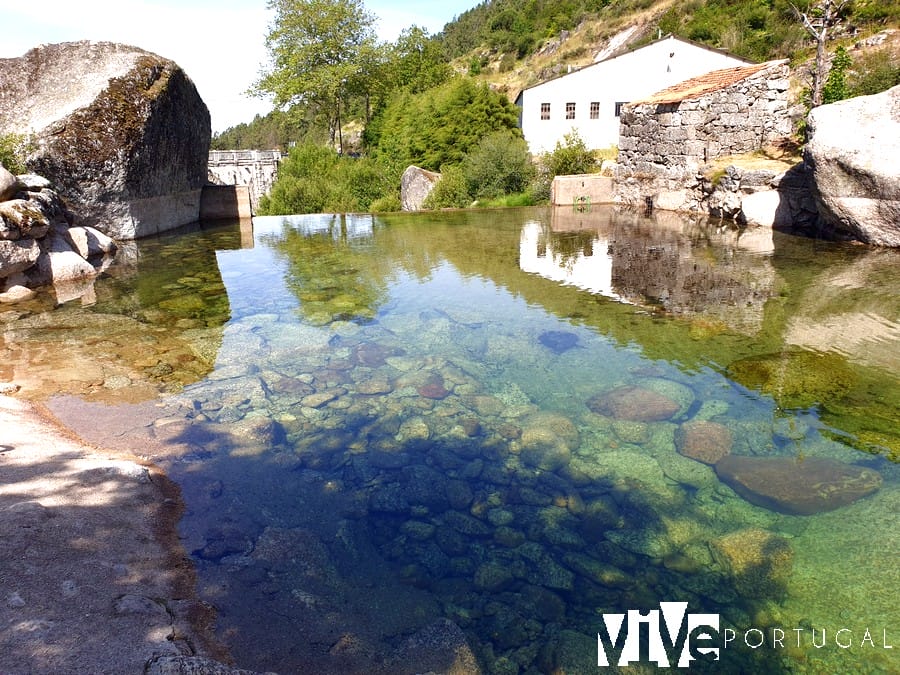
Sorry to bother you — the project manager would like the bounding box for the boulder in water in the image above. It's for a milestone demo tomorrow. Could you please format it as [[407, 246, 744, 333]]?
[[0, 41, 211, 240], [714, 455, 882, 515], [538, 330, 579, 354], [587, 385, 681, 422], [675, 420, 732, 465]]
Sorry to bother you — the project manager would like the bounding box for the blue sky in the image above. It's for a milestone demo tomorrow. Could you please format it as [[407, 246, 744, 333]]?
[[0, 0, 476, 132]]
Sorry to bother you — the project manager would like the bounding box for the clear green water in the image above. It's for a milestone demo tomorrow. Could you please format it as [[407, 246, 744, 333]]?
[[3, 207, 898, 674]]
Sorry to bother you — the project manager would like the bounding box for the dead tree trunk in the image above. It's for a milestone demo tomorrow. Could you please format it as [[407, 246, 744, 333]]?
[[791, 1, 850, 107]]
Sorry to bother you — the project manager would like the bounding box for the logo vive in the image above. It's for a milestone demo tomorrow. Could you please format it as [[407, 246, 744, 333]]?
[[598, 602, 720, 668]]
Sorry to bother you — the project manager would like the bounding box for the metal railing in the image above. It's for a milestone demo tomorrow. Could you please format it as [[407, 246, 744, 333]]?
[[208, 150, 284, 166]]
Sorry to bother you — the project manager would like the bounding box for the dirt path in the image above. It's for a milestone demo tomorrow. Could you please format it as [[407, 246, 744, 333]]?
[[0, 394, 265, 674]]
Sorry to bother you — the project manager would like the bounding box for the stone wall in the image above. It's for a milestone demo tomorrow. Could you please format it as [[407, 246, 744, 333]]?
[[616, 61, 795, 209]]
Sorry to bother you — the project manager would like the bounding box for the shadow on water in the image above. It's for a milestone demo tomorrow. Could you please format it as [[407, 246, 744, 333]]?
[[150, 411, 792, 675]]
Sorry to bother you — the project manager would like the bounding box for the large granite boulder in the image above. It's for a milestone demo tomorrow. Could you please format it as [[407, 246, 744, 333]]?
[[715, 455, 882, 515], [400, 165, 440, 211], [0, 41, 210, 240], [0, 164, 21, 201], [805, 84, 900, 247]]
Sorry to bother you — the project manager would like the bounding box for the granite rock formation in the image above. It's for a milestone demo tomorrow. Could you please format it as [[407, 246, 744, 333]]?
[[401, 165, 441, 211], [0, 41, 210, 240], [805, 84, 900, 247], [0, 167, 116, 302]]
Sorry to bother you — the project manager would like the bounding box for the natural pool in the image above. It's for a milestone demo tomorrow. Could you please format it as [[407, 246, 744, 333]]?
[[3, 206, 898, 674]]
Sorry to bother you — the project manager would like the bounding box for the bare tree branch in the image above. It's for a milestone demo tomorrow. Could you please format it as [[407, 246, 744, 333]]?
[[790, 1, 851, 107]]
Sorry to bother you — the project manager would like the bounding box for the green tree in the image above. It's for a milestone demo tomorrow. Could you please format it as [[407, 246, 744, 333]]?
[[822, 45, 852, 104], [369, 78, 521, 172], [253, 0, 377, 153], [391, 26, 452, 94]]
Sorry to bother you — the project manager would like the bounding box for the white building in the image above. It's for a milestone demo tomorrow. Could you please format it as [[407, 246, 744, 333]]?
[[514, 35, 752, 154]]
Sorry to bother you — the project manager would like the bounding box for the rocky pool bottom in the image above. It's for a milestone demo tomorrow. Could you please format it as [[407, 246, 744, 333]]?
[[147, 321, 896, 675], [4, 210, 898, 674]]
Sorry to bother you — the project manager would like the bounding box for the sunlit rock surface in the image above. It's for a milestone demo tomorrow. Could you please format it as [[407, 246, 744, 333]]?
[[805, 84, 900, 247], [0, 41, 210, 240]]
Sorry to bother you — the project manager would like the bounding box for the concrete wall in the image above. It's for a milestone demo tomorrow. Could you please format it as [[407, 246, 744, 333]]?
[[207, 150, 282, 210], [200, 185, 252, 221], [517, 36, 749, 154], [550, 174, 614, 206]]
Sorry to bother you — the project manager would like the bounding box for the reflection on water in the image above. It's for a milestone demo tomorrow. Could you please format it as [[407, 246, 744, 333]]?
[[6, 207, 899, 674]]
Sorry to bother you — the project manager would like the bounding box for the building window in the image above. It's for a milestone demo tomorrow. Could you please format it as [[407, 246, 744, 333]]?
[[540, 102, 550, 120], [590, 101, 600, 119], [614, 101, 628, 117], [566, 102, 576, 119]]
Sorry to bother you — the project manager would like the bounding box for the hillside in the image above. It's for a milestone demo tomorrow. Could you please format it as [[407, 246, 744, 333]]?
[[441, 0, 900, 99], [213, 0, 900, 148]]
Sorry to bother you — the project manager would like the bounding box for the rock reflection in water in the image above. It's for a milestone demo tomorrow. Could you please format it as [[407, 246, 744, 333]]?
[[0, 221, 248, 402]]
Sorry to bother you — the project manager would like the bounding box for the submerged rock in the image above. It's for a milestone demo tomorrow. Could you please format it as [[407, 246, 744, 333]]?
[[711, 527, 793, 598], [675, 420, 732, 465], [417, 378, 450, 400], [714, 455, 882, 515], [586, 385, 681, 422], [538, 330, 579, 354], [518, 411, 579, 471]]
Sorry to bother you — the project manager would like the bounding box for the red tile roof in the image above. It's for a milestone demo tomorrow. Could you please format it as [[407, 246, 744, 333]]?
[[633, 60, 786, 105]]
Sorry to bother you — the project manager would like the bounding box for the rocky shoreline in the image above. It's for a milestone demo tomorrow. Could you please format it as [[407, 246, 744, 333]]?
[[0, 394, 271, 674], [0, 165, 118, 303]]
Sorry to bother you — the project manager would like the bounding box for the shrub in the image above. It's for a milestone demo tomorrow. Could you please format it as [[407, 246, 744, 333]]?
[[849, 49, 900, 97], [499, 53, 517, 73], [369, 194, 402, 212], [542, 130, 597, 177], [822, 46, 853, 105], [0, 133, 29, 174], [259, 142, 395, 215], [462, 131, 535, 199], [423, 165, 471, 209]]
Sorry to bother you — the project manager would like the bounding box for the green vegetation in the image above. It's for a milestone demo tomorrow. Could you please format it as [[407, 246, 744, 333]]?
[[441, 0, 618, 60], [211, 110, 306, 151], [230, 0, 899, 216], [367, 77, 521, 173], [848, 47, 900, 96], [822, 45, 853, 104], [0, 133, 30, 174], [542, 130, 597, 177], [424, 130, 538, 209], [259, 142, 395, 214]]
